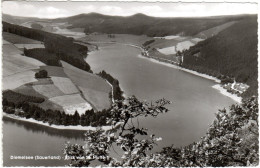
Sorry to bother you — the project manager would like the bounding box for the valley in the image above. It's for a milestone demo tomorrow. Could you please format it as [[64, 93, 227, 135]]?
[[2, 11, 258, 167]]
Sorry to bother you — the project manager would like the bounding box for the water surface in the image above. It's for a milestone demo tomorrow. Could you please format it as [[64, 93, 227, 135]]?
[[3, 43, 236, 166]]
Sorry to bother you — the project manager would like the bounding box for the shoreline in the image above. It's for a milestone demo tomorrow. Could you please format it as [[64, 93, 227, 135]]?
[[3, 113, 112, 131], [212, 84, 242, 103], [138, 54, 221, 83], [138, 54, 243, 103], [88, 41, 220, 83], [87, 40, 243, 103]]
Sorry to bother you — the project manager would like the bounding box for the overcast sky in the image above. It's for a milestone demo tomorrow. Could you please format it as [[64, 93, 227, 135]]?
[[2, 1, 258, 18]]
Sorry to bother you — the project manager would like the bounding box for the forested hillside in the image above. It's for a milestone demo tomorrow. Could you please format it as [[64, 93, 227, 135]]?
[[3, 13, 250, 37], [182, 15, 257, 98], [57, 13, 248, 36]]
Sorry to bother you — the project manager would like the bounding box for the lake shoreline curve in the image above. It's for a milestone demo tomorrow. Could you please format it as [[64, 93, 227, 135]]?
[[87, 41, 242, 103], [3, 113, 112, 131]]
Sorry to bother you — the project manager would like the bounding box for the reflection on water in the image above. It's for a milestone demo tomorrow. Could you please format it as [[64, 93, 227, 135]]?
[[3, 116, 86, 140], [3, 116, 86, 167]]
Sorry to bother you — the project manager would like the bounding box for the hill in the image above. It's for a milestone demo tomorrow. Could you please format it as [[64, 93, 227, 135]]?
[[59, 13, 251, 36], [3, 13, 252, 37], [182, 15, 257, 98]]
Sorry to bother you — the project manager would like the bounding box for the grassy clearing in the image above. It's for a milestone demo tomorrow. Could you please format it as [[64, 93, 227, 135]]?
[[3, 32, 42, 44], [39, 66, 68, 77], [62, 61, 111, 93], [51, 76, 79, 94], [79, 86, 111, 111], [32, 84, 64, 98]]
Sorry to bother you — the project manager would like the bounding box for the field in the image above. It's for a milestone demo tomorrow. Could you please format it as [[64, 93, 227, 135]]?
[[3, 33, 45, 78], [2, 41, 45, 90], [14, 85, 45, 98], [54, 27, 85, 39], [2, 32, 112, 114], [3, 43, 23, 55], [51, 77, 79, 94], [3, 32, 42, 44], [176, 41, 195, 52], [39, 66, 68, 77], [29, 78, 53, 85], [62, 61, 112, 111], [49, 94, 92, 115], [157, 46, 176, 55], [38, 99, 63, 111], [14, 44, 45, 50], [62, 61, 111, 93], [79, 86, 111, 111], [14, 85, 63, 111], [3, 54, 45, 77], [3, 39, 11, 44], [32, 84, 64, 98], [63, 103, 92, 115], [3, 71, 38, 90]]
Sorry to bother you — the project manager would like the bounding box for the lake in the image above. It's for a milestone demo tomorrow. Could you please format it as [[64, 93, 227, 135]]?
[[2, 43, 236, 166]]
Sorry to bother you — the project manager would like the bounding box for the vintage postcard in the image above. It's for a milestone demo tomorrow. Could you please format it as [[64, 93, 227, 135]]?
[[1, 0, 258, 167]]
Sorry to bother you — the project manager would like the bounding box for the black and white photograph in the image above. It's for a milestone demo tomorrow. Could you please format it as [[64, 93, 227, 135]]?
[[1, 0, 259, 167]]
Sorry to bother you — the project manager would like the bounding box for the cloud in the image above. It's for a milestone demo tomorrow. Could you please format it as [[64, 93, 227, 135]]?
[[99, 6, 123, 15], [37, 7, 69, 18], [2, 1, 258, 18], [78, 5, 96, 13], [130, 5, 162, 15]]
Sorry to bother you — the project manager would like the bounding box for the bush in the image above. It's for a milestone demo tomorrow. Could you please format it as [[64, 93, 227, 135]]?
[[35, 70, 48, 78]]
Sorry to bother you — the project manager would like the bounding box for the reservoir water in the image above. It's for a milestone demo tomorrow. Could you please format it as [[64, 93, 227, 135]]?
[[3, 43, 236, 166]]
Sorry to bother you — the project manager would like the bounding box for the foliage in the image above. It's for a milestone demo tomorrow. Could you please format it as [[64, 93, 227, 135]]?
[[64, 96, 258, 167], [3, 95, 112, 127], [3, 90, 45, 104], [59, 13, 249, 36], [64, 96, 171, 166], [97, 70, 124, 100], [35, 70, 48, 78], [156, 96, 258, 167], [182, 16, 257, 98], [24, 48, 61, 66]]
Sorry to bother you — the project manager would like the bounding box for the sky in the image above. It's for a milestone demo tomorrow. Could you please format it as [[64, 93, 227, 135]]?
[[2, 1, 258, 19]]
